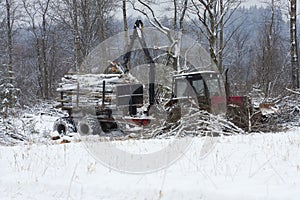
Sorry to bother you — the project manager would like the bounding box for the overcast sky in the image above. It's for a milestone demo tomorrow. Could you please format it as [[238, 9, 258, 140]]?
[[242, 0, 262, 7], [122, 0, 266, 20], [119, 0, 298, 23]]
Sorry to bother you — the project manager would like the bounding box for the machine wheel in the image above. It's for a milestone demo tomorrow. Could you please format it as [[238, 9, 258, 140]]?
[[78, 116, 103, 135], [100, 121, 118, 133], [53, 117, 77, 135]]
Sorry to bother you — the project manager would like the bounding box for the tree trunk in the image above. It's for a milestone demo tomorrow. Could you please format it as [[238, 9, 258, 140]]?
[[123, 0, 128, 33], [218, 0, 224, 73], [73, 0, 82, 71], [123, 0, 130, 69], [99, 10, 105, 43], [209, 10, 218, 69], [290, 0, 299, 89], [49, 32, 56, 97], [5, 0, 15, 110], [6, 0, 13, 85], [81, 0, 89, 58], [42, 3, 49, 99], [173, 0, 177, 31], [265, 0, 275, 97]]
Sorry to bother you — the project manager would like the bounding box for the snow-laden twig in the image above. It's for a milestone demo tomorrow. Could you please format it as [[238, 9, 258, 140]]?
[[286, 88, 300, 95]]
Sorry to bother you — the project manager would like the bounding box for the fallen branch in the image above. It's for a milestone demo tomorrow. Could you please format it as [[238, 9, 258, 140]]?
[[286, 88, 300, 95]]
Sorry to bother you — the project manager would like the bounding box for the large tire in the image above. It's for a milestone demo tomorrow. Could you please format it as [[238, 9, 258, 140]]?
[[77, 116, 103, 135], [100, 121, 118, 133], [53, 117, 77, 135]]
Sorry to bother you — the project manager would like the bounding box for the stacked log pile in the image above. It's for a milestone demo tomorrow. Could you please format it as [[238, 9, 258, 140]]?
[[55, 73, 138, 111]]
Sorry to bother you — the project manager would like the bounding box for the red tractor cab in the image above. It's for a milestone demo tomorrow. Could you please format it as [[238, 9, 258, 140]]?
[[172, 71, 227, 114]]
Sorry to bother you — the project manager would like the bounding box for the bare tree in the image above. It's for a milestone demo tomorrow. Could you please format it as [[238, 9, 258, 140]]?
[[96, 0, 116, 42], [226, 27, 251, 95], [254, 0, 288, 98], [52, 0, 117, 72], [21, 0, 56, 99], [22, 0, 43, 97], [170, 0, 189, 32], [41, 0, 51, 99], [131, 0, 189, 71], [190, 0, 241, 72]]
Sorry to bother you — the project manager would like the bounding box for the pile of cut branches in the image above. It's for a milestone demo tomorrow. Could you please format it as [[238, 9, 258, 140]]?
[[0, 117, 28, 146], [147, 110, 245, 139], [251, 89, 299, 132]]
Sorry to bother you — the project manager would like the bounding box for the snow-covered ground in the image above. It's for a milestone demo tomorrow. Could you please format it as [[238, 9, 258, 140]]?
[[1, 114, 300, 200]]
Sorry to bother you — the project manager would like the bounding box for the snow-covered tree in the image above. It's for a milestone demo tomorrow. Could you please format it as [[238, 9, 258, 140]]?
[[253, 0, 290, 98], [0, 0, 19, 116], [0, 69, 19, 116]]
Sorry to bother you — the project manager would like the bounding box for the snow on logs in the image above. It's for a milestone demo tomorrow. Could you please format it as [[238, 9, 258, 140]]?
[[56, 73, 138, 109]]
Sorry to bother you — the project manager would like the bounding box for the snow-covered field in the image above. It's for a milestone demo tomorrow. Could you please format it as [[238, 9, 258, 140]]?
[[1, 112, 300, 200]]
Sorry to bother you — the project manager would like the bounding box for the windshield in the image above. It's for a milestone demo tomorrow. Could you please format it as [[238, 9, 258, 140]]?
[[175, 79, 188, 97], [191, 79, 205, 96], [175, 73, 224, 98], [206, 78, 221, 96], [175, 76, 205, 98]]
